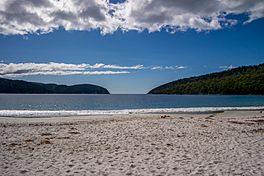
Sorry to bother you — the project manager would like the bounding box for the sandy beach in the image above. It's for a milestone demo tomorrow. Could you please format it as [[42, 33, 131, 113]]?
[[0, 110, 263, 176]]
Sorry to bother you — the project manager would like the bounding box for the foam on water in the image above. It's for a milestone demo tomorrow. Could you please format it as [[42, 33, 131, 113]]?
[[0, 106, 264, 118]]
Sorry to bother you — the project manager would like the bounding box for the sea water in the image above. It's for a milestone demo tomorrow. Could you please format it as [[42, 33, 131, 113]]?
[[0, 94, 263, 117]]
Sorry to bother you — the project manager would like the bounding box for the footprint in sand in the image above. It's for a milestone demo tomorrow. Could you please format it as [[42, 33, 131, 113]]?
[[40, 132, 53, 136], [40, 139, 51, 144], [68, 131, 80, 135], [201, 124, 208, 128]]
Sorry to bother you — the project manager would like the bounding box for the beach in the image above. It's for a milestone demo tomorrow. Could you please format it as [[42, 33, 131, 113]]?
[[0, 110, 263, 176]]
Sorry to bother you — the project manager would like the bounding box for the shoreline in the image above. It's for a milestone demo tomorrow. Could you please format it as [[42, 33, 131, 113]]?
[[0, 106, 264, 118], [1, 110, 264, 175]]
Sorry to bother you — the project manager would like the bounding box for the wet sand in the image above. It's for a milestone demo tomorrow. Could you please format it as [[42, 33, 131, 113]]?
[[0, 110, 264, 175]]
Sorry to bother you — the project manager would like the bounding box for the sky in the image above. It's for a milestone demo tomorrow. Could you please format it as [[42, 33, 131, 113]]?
[[0, 0, 264, 94]]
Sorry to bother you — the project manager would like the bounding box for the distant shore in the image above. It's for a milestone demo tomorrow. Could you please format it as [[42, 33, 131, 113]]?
[[1, 110, 264, 175]]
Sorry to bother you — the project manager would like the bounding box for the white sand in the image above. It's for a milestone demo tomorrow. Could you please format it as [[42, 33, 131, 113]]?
[[0, 111, 263, 175]]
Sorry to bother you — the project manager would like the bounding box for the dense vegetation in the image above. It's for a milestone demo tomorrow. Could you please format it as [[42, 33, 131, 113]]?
[[0, 78, 109, 94], [149, 63, 264, 95]]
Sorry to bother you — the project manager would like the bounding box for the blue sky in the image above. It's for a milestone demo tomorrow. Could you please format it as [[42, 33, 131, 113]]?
[[0, 0, 264, 93]]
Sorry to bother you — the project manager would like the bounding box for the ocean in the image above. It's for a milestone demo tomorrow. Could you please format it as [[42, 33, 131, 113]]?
[[0, 94, 264, 117]]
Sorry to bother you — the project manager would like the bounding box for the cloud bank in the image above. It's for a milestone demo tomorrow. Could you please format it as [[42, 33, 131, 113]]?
[[0, 62, 140, 76], [0, 0, 263, 35], [151, 65, 187, 70], [0, 62, 185, 77]]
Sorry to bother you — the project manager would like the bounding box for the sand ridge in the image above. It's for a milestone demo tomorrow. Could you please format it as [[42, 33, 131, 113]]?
[[0, 111, 263, 175]]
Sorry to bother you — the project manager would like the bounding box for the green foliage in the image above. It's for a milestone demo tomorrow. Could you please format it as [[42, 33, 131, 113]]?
[[0, 78, 109, 94], [149, 63, 264, 95]]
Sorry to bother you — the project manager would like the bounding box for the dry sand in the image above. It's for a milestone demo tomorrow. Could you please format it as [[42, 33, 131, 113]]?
[[0, 111, 263, 175]]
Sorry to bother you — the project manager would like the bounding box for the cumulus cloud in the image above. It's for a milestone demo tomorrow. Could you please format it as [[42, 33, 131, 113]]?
[[0, 62, 142, 76], [0, 0, 119, 35], [117, 0, 264, 32], [0, 0, 263, 35]]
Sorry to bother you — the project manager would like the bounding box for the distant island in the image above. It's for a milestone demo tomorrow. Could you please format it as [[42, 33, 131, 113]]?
[[149, 63, 264, 95], [0, 78, 109, 94]]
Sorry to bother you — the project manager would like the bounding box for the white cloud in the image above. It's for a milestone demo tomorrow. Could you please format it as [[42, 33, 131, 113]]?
[[117, 0, 264, 33], [151, 65, 187, 70], [3, 70, 130, 77], [0, 0, 263, 35], [87, 63, 144, 69], [0, 62, 141, 76], [0, 0, 119, 35], [0, 62, 188, 76], [219, 65, 236, 70], [175, 66, 187, 69], [151, 66, 163, 70]]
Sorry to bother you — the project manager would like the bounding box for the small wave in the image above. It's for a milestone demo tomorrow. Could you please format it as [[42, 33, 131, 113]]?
[[0, 106, 264, 118]]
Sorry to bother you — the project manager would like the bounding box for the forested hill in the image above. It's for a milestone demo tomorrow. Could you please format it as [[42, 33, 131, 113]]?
[[0, 78, 109, 94], [148, 63, 264, 95]]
